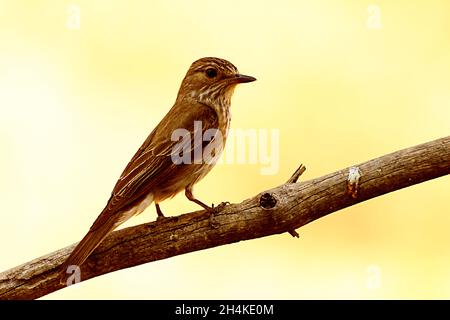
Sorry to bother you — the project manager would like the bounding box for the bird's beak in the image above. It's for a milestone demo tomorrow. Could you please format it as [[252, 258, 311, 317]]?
[[230, 74, 257, 84]]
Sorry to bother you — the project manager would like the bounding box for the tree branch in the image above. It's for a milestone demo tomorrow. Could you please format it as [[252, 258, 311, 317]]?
[[1, 136, 449, 299]]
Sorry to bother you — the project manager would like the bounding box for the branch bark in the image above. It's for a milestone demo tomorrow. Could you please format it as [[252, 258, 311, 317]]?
[[1, 136, 449, 299]]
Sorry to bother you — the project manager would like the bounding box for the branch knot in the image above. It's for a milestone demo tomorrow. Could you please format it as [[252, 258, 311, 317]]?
[[259, 193, 277, 209]]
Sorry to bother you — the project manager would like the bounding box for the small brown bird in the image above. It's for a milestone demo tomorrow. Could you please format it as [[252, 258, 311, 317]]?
[[61, 57, 255, 277]]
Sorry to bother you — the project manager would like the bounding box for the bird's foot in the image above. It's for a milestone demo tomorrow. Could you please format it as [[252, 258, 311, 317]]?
[[207, 202, 229, 229], [209, 201, 230, 213], [156, 215, 167, 222]]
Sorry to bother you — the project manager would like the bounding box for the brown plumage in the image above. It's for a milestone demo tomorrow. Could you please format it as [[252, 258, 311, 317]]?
[[60, 57, 256, 281]]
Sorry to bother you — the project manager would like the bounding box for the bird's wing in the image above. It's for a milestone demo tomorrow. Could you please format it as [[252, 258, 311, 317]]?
[[89, 102, 219, 231], [60, 103, 220, 273]]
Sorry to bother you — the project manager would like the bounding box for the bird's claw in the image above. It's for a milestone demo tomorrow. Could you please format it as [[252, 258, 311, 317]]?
[[207, 202, 229, 229], [210, 201, 230, 213], [156, 215, 167, 222]]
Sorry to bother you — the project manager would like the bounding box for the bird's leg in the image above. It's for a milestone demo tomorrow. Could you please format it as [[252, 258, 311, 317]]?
[[185, 188, 212, 211], [185, 187, 228, 213], [155, 203, 166, 221]]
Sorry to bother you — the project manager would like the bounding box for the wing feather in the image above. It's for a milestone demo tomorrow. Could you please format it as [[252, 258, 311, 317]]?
[[89, 102, 219, 231]]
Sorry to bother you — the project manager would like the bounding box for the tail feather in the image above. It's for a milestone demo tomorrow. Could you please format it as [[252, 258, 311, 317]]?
[[60, 193, 154, 284], [60, 218, 116, 282]]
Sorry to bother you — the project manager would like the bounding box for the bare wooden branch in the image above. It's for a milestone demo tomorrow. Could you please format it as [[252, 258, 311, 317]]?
[[1, 136, 449, 299]]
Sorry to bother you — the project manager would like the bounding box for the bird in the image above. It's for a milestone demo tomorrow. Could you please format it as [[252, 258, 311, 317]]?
[[60, 57, 256, 280]]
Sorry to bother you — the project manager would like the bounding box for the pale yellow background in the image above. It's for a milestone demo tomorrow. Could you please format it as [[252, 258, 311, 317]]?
[[0, 0, 449, 299]]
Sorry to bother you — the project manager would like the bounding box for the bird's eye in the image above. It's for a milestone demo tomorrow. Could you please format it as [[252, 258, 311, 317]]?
[[205, 68, 217, 78]]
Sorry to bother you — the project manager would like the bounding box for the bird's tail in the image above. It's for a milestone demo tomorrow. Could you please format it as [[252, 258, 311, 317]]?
[[59, 217, 117, 284], [59, 193, 154, 285]]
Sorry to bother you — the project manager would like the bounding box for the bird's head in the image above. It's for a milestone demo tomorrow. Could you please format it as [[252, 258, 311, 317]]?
[[177, 57, 256, 109]]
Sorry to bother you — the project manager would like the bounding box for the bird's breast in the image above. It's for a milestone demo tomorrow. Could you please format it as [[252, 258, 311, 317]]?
[[217, 103, 231, 139]]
